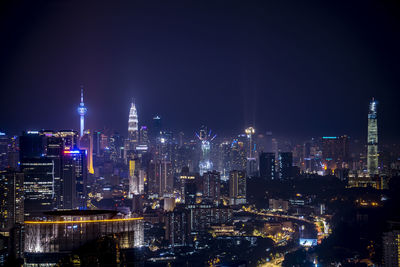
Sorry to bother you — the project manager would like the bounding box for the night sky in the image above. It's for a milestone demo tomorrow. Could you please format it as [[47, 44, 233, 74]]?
[[1, 0, 399, 142]]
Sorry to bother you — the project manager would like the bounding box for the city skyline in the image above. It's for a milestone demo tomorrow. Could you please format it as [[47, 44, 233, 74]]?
[[1, 1, 400, 266], [1, 1, 400, 142], [0, 87, 391, 147]]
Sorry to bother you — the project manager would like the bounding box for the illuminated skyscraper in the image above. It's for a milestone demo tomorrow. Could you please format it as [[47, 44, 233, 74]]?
[[245, 127, 255, 158], [79, 131, 94, 174], [245, 127, 257, 177], [0, 170, 24, 231], [229, 170, 246, 205], [62, 149, 87, 209], [202, 171, 221, 204], [139, 126, 149, 145], [367, 98, 378, 175], [20, 158, 55, 217], [77, 86, 87, 138], [148, 160, 173, 197], [128, 101, 139, 142]]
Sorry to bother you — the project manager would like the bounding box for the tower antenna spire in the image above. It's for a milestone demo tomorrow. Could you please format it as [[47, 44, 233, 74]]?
[[77, 85, 87, 137]]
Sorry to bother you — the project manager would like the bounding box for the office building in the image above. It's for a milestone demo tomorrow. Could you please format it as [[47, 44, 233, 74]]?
[[152, 115, 162, 141], [229, 170, 246, 205], [139, 126, 149, 145], [165, 206, 190, 246], [0, 133, 9, 170], [202, 171, 221, 204], [19, 131, 44, 161], [61, 149, 87, 209], [259, 152, 276, 180], [20, 158, 55, 217], [278, 152, 293, 180], [179, 170, 197, 204], [321, 135, 349, 169], [186, 203, 232, 232], [383, 228, 400, 266], [79, 131, 94, 174], [0, 170, 24, 231], [148, 160, 173, 197]]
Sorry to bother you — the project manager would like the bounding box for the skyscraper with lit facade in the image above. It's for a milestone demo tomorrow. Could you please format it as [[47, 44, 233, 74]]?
[[128, 101, 139, 143], [20, 158, 55, 217], [62, 149, 87, 209], [148, 160, 173, 197], [367, 98, 378, 175], [229, 170, 246, 205], [202, 171, 221, 204], [0, 170, 24, 231]]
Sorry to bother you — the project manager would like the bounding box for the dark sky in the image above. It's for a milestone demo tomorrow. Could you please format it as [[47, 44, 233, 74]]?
[[1, 0, 399, 142]]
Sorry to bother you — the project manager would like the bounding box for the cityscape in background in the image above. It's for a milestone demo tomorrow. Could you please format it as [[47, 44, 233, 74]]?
[[1, 89, 400, 266], [1, 1, 400, 266]]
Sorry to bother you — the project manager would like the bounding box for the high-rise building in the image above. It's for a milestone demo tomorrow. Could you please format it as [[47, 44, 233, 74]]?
[[45, 135, 64, 210], [278, 152, 293, 180], [148, 160, 173, 197], [165, 206, 190, 246], [218, 141, 231, 179], [367, 98, 379, 175], [0, 170, 24, 231], [382, 221, 400, 267], [20, 158, 55, 217], [61, 149, 87, 209], [128, 101, 139, 143], [125, 101, 139, 160], [77, 86, 87, 138], [321, 136, 349, 169], [245, 127, 256, 159], [202, 171, 221, 204], [79, 131, 94, 174], [187, 203, 232, 232], [57, 130, 79, 150], [179, 169, 197, 204], [259, 152, 276, 180], [139, 126, 149, 145], [0, 132, 9, 170], [230, 139, 247, 172], [19, 131, 44, 161], [152, 115, 162, 141], [382, 230, 400, 267], [128, 158, 144, 197], [229, 170, 246, 205], [245, 128, 258, 177]]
